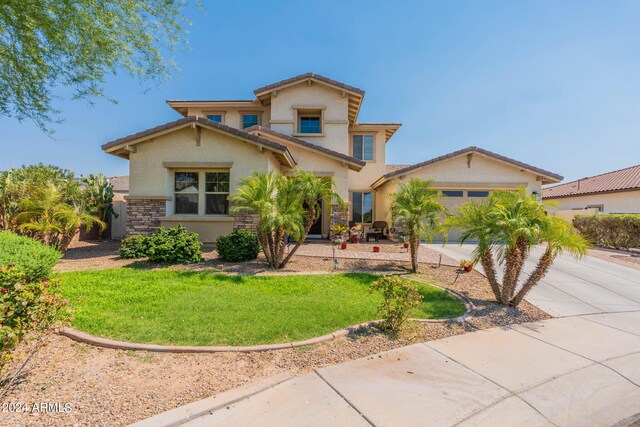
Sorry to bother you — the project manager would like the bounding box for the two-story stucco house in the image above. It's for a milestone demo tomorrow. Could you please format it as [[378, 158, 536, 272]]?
[[102, 73, 563, 242]]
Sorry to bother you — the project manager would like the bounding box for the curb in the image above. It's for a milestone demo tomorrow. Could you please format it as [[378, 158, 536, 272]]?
[[128, 371, 294, 427], [58, 278, 473, 354]]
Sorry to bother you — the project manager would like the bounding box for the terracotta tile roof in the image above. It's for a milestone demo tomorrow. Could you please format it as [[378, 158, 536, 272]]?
[[101, 116, 289, 153], [543, 164, 640, 199], [372, 146, 563, 188], [244, 126, 366, 169], [253, 72, 365, 96]]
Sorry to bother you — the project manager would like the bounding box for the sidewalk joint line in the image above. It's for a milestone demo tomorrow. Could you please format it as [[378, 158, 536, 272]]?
[[313, 370, 377, 427]]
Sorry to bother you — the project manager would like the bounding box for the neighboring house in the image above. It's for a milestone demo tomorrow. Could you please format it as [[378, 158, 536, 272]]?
[[102, 73, 562, 242], [107, 176, 129, 200], [543, 164, 640, 214]]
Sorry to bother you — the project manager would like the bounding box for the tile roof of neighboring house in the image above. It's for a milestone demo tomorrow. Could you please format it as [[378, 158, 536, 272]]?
[[386, 164, 412, 173], [107, 176, 129, 193], [244, 126, 366, 170], [543, 164, 640, 199], [253, 72, 365, 96], [372, 146, 563, 188]]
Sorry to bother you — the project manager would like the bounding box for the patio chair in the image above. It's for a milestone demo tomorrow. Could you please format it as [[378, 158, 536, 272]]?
[[371, 221, 389, 237]]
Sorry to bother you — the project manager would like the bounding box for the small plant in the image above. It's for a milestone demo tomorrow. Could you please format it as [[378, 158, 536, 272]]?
[[331, 223, 348, 236], [216, 230, 260, 262], [0, 265, 71, 376], [459, 259, 474, 272], [146, 225, 202, 264], [0, 232, 61, 282], [370, 275, 422, 332], [118, 235, 151, 259]]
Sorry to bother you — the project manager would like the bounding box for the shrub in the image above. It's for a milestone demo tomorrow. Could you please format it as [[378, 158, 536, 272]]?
[[573, 214, 640, 250], [0, 232, 61, 281], [370, 275, 422, 332], [119, 235, 151, 259], [0, 265, 71, 375], [146, 225, 202, 264], [216, 230, 259, 262]]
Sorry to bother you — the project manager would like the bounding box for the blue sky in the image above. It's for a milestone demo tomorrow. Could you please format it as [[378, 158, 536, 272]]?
[[2, 0, 640, 183]]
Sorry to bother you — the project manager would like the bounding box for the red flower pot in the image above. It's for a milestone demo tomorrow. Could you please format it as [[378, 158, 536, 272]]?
[[341, 243, 348, 250], [403, 242, 409, 249], [373, 246, 380, 253], [350, 235, 360, 244], [463, 265, 473, 272]]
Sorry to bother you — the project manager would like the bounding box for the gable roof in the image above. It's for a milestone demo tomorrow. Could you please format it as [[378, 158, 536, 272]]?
[[101, 116, 296, 167], [372, 146, 563, 189], [107, 176, 129, 193], [543, 164, 640, 199], [244, 126, 366, 171], [253, 72, 365, 125]]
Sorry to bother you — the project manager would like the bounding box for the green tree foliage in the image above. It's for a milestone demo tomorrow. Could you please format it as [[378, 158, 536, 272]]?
[[0, 164, 104, 251], [389, 178, 447, 272], [447, 188, 589, 307], [82, 173, 117, 241], [0, 0, 192, 131], [573, 214, 640, 250], [216, 230, 260, 262]]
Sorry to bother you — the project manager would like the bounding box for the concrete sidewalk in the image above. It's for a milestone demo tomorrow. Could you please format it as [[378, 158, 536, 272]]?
[[133, 311, 640, 427]]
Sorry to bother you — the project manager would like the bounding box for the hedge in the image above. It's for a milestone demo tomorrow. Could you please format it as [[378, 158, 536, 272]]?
[[216, 229, 260, 262], [572, 214, 640, 250], [0, 231, 61, 281]]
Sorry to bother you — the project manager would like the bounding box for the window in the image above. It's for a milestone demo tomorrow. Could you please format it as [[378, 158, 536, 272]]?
[[207, 114, 222, 123], [242, 114, 259, 128], [174, 171, 230, 215], [442, 190, 463, 197], [299, 116, 321, 133], [205, 172, 230, 215], [352, 135, 374, 161], [174, 172, 199, 214], [352, 192, 373, 223], [468, 190, 490, 198]]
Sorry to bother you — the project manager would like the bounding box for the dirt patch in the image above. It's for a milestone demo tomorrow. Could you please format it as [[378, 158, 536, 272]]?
[[587, 247, 640, 271], [5, 257, 550, 426]]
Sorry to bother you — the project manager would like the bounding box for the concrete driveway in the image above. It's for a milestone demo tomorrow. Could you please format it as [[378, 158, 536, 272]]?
[[132, 247, 640, 427], [424, 243, 640, 316]]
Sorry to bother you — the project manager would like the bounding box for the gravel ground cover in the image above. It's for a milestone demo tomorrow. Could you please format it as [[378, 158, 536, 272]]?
[[4, 248, 550, 426], [587, 247, 640, 271]]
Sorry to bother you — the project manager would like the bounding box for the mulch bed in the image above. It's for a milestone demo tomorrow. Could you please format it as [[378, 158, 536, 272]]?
[[4, 241, 550, 426]]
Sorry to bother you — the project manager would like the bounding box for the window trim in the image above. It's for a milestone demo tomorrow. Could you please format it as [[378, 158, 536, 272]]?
[[351, 190, 374, 224], [293, 106, 325, 136], [351, 134, 376, 162], [203, 111, 225, 124], [173, 170, 231, 216]]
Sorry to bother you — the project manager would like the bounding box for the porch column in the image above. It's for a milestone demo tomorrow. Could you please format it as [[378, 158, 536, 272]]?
[[125, 197, 166, 236]]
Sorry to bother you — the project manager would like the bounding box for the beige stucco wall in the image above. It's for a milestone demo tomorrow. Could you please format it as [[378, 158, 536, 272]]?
[[375, 153, 544, 228], [347, 129, 387, 191], [546, 190, 640, 214], [268, 83, 350, 155], [128, 127, 276, 242]]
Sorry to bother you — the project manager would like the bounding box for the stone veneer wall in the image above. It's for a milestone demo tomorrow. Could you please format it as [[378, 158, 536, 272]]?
[[126, 199, 166, 236], [329, 202, 349, 238], [230, 203, 259, 233]]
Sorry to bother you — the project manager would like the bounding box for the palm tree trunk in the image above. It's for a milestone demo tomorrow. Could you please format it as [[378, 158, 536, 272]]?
[[511, 246, 553, 307], [501, 237, 528, 304], [479, 250, 502, 302], [409, 229, 419, 272], [279, 208, 316, 268]]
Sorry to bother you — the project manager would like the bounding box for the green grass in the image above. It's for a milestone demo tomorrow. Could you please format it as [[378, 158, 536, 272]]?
[[57, 270, 465, 346]]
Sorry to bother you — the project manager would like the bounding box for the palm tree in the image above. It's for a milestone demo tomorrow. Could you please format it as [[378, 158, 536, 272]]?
[[279, 170, 345, 268], [82, 173, 117, 241], [231, 172, 305, 269], [448, 188, 589, 307], [390, 178, 446, 272]]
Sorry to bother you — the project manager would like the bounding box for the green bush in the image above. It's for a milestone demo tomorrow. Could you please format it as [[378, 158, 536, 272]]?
[[573, 214, 640, 250], [0, 231, 61, 281], [216, 230, 260, 262], [119, 235, 151, 259], [370, 275, 422, 332], [146, 225, 202, 264], [0, 265, 71, 374]]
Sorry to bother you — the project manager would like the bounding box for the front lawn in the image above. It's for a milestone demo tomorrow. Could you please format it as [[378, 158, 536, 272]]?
[[58, 270, 465, 346]]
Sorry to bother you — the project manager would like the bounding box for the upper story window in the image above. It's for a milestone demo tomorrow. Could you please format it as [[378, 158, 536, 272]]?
[[442, 190, 463, 197], [242, 114, 259, 129], [174, 171, 230, 215], [468, 190, 490, 198], [299, 116, 321, 134], [352, 135, 374, 161], [207, 114, 222, 123]]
